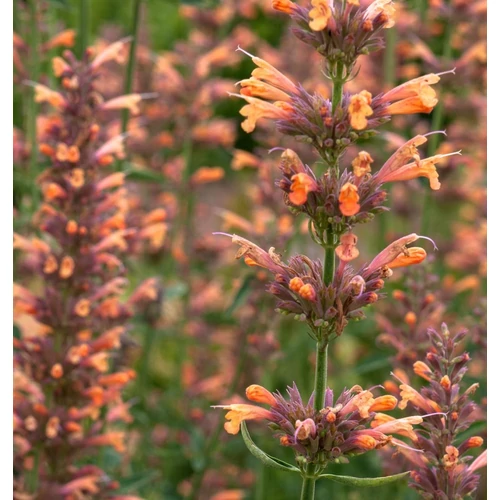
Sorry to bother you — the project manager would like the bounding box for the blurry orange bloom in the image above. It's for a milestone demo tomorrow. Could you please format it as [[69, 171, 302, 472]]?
[[289, 173, 318, 205], [348, 91, 373, 130], [95, 135, 126, 162], [60, 475, 100, 495], [102, 94, 145, 115], [52, 57, 71, 77], [386, 247, 427, 269], [33, 84, 65, 108], [339, 182, 360, 216], [43, 182, 67, 201], [309, 0, 332, 31], [231, 149, 260, 170], [91, 37, 130, 69], [364, 0, 396, 28], [272, 0, 298, 14], [191, 167, 225, 184], [87, 431, 126, 453], [59, 256, 75, 279], [96, 172, 126, 192], [43, 29, 75, 50]]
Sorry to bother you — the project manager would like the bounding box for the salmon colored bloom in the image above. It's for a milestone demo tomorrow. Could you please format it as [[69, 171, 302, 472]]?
[[239, 78, 292, 102], [371, 414, 423, 441], [352, 151, 374, 177], [364, 0, 396, 28], [60, 475, 100, 495], [348, 91, 373, 130], [59, 256, 75, 279], [33, 84, 65, 108], [289, 277, 305, 292], [43, 29, 75, 50], [236, 95, 293, 133], [336, 233, 360, 262], [231, 150, 260, 170], [95, 135, 126, 161], [369, 395, 398, 412], [102, 94, 145, 115], [91, 37, 131, 69], [298, 284, 316, 301], [43, 182, 67, 201], [216, 404, 276, 435], [339, 182, 360, 216], [289, 173, 318, 205], [413, 361, 433, 381], [398, 384, 441, 413], [376, 152, 461, 190], [52, 57, 71, 77], [190, 167, 225, 184], [246, 385, 278, 406], [87, 431, 126, 453], [309, 0, 332, 31], [386, 247, 427, 269], [272, 0, 298, 14], [237, 47, 299, 96]]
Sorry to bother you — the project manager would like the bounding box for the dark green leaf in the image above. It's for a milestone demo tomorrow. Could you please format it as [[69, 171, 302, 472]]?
[[320, 471, 410, 487], [241, 422, 300, 474]]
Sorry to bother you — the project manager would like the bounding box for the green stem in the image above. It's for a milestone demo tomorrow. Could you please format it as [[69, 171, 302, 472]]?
[[323, 227, 335, 286], [121, 0, 143, 136], [312, 341, 329, 411], [27, 445, 41, 493], [27, 0, 40, 208], [331, 61, 344, 111], [187, 330, 248, 500], [79, 0, 90, 59], [421, 5, 453, 234], [300, 464, 316, 500]]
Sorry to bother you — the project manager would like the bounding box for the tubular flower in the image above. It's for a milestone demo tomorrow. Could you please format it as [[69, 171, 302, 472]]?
[[385, 247, 427, 269], [239, 78, 292, 102], [376, 152, 461, 190], [309, 0, 332, 31], [339, 183, 360, 216], [352, 151, 374, 177], [217, 404, 276, 435], [363, 0, 396, 28], [272, 0, 299, 14], [236, 95, 293, 133], [289, 173, 318, 205], [380, 72, 454, 116], [348, 91, 373, 130], [246, 385, 278, 406], [364, 233, 435, 275]]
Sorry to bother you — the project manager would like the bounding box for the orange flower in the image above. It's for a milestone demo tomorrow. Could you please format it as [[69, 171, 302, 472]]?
[[43, 182, 67, 201], [52, 56, 70, 77], [215, 404, 275, 435], [377, 151, 460, 190], [339, 183, 360, 216], [191, 167, 225, 184], [369, 395, 398, 412], [74, 299, 91, 317], [335, 233, 360, 262], [348, 91, 373, 130], [413, 361, 432, 381], [96, 172, 126, 192], [371, 414, 423, 441], [399, 384, 441, 413], [239, 78, 292, 102], [60, 475, 100, 495], [386, 247, 427, 269], [91, 37, 131, 69], [289, 173, 318, 205], [102, 94, 144, 115], [352, 151, 374, 177], [246, 385, 278, 406], [231, 150, 260, 170], [236, 94, 293, 132], [272, 0, 298, 14], [59, 256, 75, 279], [289, 277, 305, 292], [298, 284, 316, 301], [33, 84, 65, 108], [364, 0, 396, 28], [87, 431, 126, 453], [237, 47, 299, 96], [43, 255, 58, 274], [43, 29, 75, 50], [309, 0, 332, 31]]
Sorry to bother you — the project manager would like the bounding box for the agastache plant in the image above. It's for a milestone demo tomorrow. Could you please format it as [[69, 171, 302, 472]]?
[[13, 40, 155, 498], [212, 1, 470, 499]]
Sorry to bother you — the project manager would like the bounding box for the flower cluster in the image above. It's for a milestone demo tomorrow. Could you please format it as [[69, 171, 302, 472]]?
[[222, 232, 433, 339], [217, 383, 423, 472], [390, 324, 486, 499], [13, 42, 156, 498]]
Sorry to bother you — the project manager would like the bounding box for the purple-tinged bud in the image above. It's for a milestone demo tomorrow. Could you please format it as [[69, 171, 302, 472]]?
[[295, 418, 317, 440]]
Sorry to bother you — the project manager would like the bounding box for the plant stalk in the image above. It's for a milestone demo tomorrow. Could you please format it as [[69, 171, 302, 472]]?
[[27, 0, 40, 207], [300, 465, 316, 500], [79, 0, 90, 59], [121, 0, 143, 136]]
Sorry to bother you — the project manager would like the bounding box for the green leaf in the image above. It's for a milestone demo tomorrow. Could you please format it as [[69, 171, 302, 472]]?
[[240, 422, 300, 474], [124, 166, 165, 183], [320, 471, 410, 487], [224, 273, 255, 318]]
